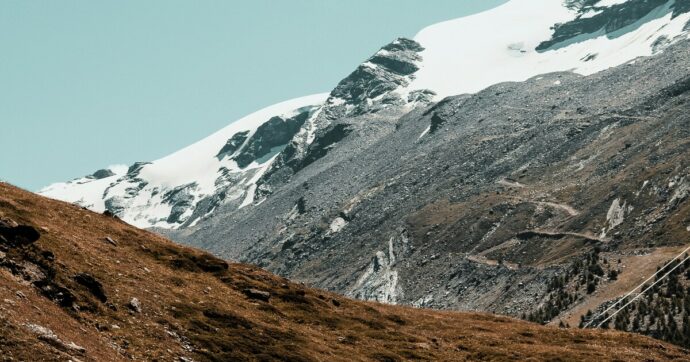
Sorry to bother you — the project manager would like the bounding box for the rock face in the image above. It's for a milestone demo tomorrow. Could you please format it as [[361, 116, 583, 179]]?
[[347, 237, 401, 304], [90, 169, 115, 179], [328, 37, 426, 112], [25, 323, 86, 354], [215, 131, 249, 160], [255, 37, 432, 198], [0, 219, 40, 247], [231, 111, 310, 168], [540, 0, 690, 51], [242, 288, 271, 302], [128, 297, 142, 313]]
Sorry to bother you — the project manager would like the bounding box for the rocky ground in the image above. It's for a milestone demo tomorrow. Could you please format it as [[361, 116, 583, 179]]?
[[168, 37, 690, 346]]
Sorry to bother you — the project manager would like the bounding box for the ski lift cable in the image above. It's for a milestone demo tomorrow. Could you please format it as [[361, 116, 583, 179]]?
[[583, 244, 690, 328], [595, 253, 690, 329]]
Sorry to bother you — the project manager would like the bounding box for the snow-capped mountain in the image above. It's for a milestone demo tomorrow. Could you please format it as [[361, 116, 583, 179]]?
[[42, 0, 690, 230], [408, 0, 690, 98], [40, 94, 327, 228]]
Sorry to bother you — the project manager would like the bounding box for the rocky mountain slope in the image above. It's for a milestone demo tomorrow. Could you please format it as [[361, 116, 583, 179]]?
[[40, 0, 690, 351], [4, 183, 687, 361], [41, 0, 690, 230], [179, 33, 690, 318]]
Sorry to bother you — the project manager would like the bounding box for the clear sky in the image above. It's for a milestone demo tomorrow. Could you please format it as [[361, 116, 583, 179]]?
[[0, 0, 506, 191]]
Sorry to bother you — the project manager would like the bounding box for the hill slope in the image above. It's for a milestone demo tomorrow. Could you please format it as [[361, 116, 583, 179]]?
[[1, 182, 688, 361]]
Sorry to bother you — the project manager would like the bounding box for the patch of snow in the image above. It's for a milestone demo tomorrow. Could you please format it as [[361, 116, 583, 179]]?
[[239, 185, 257, 209], [579, 9, 604, 19], [40, 94, 328, 228], [238, 153, 277, 209], [361, 61, 379, 70], [409, 0, 690, 100], [597, 0, 630, 7]]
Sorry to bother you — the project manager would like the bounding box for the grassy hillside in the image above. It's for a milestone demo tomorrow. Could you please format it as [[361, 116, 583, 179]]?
[[0, 182, 686, 361]]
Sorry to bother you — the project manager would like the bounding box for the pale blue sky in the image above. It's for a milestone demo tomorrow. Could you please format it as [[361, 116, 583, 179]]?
[[0, 0, 505, 190]]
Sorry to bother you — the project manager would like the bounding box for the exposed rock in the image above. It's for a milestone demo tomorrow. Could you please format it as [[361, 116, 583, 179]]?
[[601, 198, 633, 238], [104, 237, 117, 246], [162, 184, 197, 224], [243, 288, 271, 302], [232, 110, 311, 168], [0, 218, 18, 228], [348, 237, 400, 304], [330, 37, 424, 108], [216, 130, 250, 159], [25, 323, 86, 354], [0, 220, 40, 247], [126, 162, 151, 176], [329, 217, 348, 234], [539, 0, 690, 51], [34, 280, 77, 308], [254, 38, 429, 196], [300, 124, 353, 169], [102, 210, 118, 218], [90, 169, 115, 179], [128, 297, 142, 313]]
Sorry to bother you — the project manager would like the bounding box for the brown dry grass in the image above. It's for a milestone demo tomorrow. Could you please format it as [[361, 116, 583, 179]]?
[[0, 182, 688, 361]]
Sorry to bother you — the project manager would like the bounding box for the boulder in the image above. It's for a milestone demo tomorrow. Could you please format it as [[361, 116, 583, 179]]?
[[242, 288, 271, 302], [0, 219, 40, 247], [128, 297, 142, 313], [25, 323, 86, 354]]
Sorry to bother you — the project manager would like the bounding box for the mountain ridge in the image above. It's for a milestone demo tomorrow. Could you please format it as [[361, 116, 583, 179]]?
[[37, 0, 690, 351], [40, 0, 690, 230]]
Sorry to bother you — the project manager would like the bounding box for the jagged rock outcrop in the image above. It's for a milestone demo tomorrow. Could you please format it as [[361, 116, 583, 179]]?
[[540, 0, 690, 51], [255, 38, 432, 197]]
